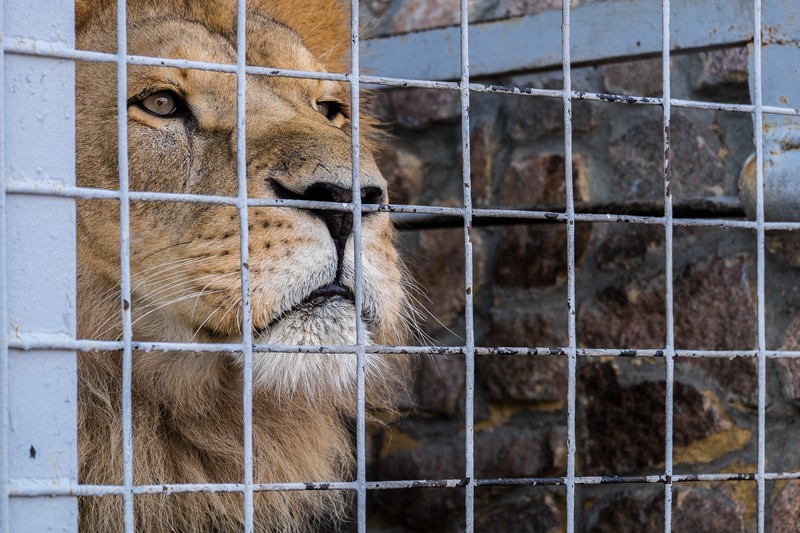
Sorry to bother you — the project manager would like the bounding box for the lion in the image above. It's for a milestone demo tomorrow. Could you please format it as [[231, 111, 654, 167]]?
[[75, 0, 410, 530]]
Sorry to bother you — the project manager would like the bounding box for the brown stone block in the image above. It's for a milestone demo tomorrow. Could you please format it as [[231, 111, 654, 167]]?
[[579, 252, 757, 351], [374, 486, 465, 530], [674, 253, 757, 350], [485, 308, 567, 348], [767, 231, 800, 269], [680, 357, 758, 408], [587, 488, 664, 533], [376, 145, 425, 205], [589, 486, 748, 532], [493, 222, 591, 289], [476, 426, 563, 479], [480, 311, 567, 402], [608, 111, 728, 203], [413, 353, 465, 416], [770, 481, 800, 533], [375, 435, 464, 527], [480, 310, 567, 402], [608, 117, 664, 203], [480, 355, 567, 404], [475, 490, 563, 533], [376, 425, 564, 526], [374, 88, 461, 130], [505, 86, 595, 143], [499, 153, 589, 208], [601, 58, 663, 97], [671, 113, 727, 200], [578, 362, 733, 475], [594, 223, 665, 273], [387, 0, 459, 33], [679, 486, 749, 531], [578, 281, 666, 349], [777, 314, 800, 405], [406, 226, 485, 332], [695, 48, 749, 92]]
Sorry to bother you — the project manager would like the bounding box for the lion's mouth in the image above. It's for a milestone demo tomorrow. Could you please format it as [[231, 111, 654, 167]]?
[[305, 282, 354, 303], [258, 282, 355, 334]]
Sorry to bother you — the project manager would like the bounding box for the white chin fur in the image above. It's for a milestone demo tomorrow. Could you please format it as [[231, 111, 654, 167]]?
[[244, 297, 373, 398]]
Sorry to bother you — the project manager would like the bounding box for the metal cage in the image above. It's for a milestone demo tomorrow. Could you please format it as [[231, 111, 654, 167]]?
[[2, 0, 800, 531]]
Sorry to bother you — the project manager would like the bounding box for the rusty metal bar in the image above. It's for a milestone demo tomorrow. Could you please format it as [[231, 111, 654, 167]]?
[[560, 0, 578, 530], [459, 0, 476, 529], [11, 470, 794, 497], [113, 0, 135, 527], [752, 0, 766, 530], [349, 0, 368, 529], [661, 0, 675, 530], [233, 0, 255, 530], [4, 35, 800, 117]]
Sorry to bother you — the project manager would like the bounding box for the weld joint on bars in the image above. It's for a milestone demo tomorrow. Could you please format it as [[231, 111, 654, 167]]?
[[4, 38, 800, 117]]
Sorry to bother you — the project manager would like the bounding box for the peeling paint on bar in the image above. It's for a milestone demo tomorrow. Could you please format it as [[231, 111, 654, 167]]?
[[13, 471, 793, 499], [9, 334, 800, 360], [6, 37, 800, 118]]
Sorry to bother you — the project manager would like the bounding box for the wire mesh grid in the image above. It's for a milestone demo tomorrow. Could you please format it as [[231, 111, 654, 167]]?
[[3, 0, 800, 531]]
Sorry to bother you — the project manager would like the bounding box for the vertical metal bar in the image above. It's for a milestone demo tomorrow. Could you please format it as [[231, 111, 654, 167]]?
[[561, 1, 577, 532], [752, 0, 766, 530], [458, 0, 475, 531], [115, 0, 135, 529], [349, 0, 367, 530], [0, 0, 8, 528], [661, 0, 675, 531], [234, 0, 255, 530]]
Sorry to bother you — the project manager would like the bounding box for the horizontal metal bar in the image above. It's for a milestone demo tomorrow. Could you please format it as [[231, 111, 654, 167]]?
[[9, 335, 800, 359], [11, 470, 800, 497], [9, 182, 800, 230], [361, 0, 754, 80], [3, 37, 350, 81], [5, 38, 800, 118], [394, 197, 745, 229]]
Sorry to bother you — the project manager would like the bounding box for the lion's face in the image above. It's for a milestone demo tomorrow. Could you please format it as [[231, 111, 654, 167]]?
[[76, 9, 406, 399]]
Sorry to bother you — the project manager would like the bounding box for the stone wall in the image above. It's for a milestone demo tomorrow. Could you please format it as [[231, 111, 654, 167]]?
[[360, 2, 800, 531]]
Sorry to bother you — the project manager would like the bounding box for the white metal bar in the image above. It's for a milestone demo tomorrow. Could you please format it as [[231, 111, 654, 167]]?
[[662, 0, 675, 531], [11, 335, 800, 360], [753, 0, 766, 531], [7, 39, 800, 117], [114, 0, 135, 529], [13, 468, 800, 497], [458, 0, 476, 531], [9, 184, 800, 230], [349, 0, 368, 530], [560, 0, 577, 531], [233, 0, 255, 530]]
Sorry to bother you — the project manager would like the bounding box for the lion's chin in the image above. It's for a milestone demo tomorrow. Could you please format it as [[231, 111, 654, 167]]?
[[244, 297, 374, 399]]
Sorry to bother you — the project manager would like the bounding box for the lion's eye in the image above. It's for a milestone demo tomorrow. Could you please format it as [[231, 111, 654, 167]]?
[[316, 101, 344, 123], [140, 90, 180, 117]]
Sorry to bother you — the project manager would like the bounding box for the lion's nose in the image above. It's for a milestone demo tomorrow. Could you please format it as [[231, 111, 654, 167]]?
[[301, 182, 384, 270]]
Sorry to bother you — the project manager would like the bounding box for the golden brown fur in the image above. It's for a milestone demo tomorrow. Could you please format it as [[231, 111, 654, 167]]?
[[75, 1, 409, 530]]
